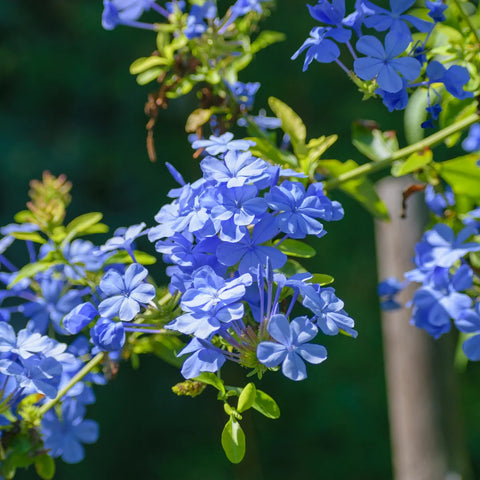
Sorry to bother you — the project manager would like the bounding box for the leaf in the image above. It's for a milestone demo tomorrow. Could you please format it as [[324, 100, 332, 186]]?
[[320, 159, 389, 220], [237, 383, 256, 413], [248, 137, 298, 167], [311, 273, 334, 286], [268, 97, 307, 155], [251, 390, 280, 419], [195, 372, 226, 395], [250, 30, 286, 54], [34, 455, 55, 480], [221, 417, 246, 464], [352, 121, 398, 161], [391, 149, 433, 177], [130, 56, 169, 75], [65, 212, 103, 243], [185, 108, 212, 133], [278, 259, 307, 277], [404, 87, 428, 144], [8, 232, 46, 244], [8, 261, 59, 287], [305, 135, 338, 164], [104, 251, 157, 266], [136, 67, 165, 86], [437, 155, 480, 200], [277, 239, 316, 258]]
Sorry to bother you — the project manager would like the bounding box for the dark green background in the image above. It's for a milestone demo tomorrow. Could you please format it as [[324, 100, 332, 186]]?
[[2, 1, 480, 479]]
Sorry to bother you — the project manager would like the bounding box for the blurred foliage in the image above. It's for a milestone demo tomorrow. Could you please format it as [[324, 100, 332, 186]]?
[[3, 1, 480, 479]]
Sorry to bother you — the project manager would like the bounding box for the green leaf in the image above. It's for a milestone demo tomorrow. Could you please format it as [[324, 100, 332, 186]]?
[[104, 251, 157, 266], [352, 121, 398, 161], [130, 56, 169, 75], [391, 149, 433, 177], [251, 390, 280, 419], [136, 67, 165, 86], [311, 273, 334, 286], [237, 383, 256, 413], [8, 261, 59, 287], [221, 417, 246, 464], [437, 155, 480, 200], [9, 232, 46, 244], [305, 135, 338, 164], [268, 97, 307, 155], [278, 259, 307, 276], [404, 87, 428, 144], [250, 31, 286, 54], [277, 239, 316, 258], [65, 212, 103, 243], [185, 108, 212, 133], [34, 455, 55, 480], [248, 137, 298, 167], [320, 159, 389, 220], [195, 372, 226, 395]]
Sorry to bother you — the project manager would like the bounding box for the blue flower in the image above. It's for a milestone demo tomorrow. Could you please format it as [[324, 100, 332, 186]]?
[[90, 318, 126, 351], [228, 81, 261, 109], [178, 338, 226, 379], [257, 314, 327, 381], [63, 302, 99, 335], [42, 400, 99, 464], [184, 1, 217, 39], [308, 0, 345, 26], [292, 27, 350, 71], [462, 123, 480, 152], [98, 263, 155, 321], [102, 0, 157, 30], [378, 277, 405, 310], [0, 324, 50, 359], [362, 0, 432, 39], [192, 133, 255, 156], [376, 79, 409, 112], [100, 222, 147, 254], [354, 32, 421, 93], [426, 0, 448, 23], [424, 185, 455, 216], [216, 215, 287, 274], [341, 0, 375, 35], [426, 61, 473, 100], [302, 286, 357, 337]]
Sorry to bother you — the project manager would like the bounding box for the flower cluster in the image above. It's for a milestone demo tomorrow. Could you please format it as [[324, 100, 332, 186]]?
[[149, 133, 355, 381], [294, 0, 473, 124]]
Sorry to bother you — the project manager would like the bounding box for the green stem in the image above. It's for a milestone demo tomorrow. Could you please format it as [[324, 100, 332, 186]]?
[[38, 352, 104, 416], [452, 0, 480, 45], [324, 112, 479, 190]]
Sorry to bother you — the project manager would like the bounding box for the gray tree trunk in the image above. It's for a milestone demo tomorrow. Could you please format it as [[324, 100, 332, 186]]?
[[375, 177, 471, 480]]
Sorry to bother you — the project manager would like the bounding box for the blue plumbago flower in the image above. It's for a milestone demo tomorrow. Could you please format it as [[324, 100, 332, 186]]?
[[98, 263, 155, 321], [292, 26, 351, 71], [421, 102, 443, 129], [266, 180, 342, 239], [90, 318, 126, 351], [63, 302, 99, 335], [362, 0, 433, 39], [426, 61, 473, 100], [201, 150, 270, 188], [454, 303, 480, 360], [354, 31, 421, 93], [228, 81, 261, 109], [192, 133, 255, 156], [184, 1, 217, 39], [216, 215, 287, 274], [102, 0, 158, 30], [302, 285, 357, 337], [308, 0, 345, 26], [462, 123, 480, 152], [219, 0, 267, 33], [424, 185, 455, 216], [376, 82, 409, 111], [257, 314, 327, 381], [166, 266, 251, 338], [413, 224, 480, 270], [178, 338, 226, 379], [411, 265, 473, 338], [23, 277, 85, 334], [100, 222, 147, 257], [166, 0, 185, 14], [237, 110, 282, 131], [462, 208, 480, 230], [426, 0, 448, 23], [342, 0, 375, 36], [42, 400, 99, 464], [378, 277, 405, 310], [15, 356, 63, 399], [0, 324, 51, 359]]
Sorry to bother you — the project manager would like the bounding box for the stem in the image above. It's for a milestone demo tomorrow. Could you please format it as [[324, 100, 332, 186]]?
[[324, 112, 480, 190], [38, 352, 104, 416]]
